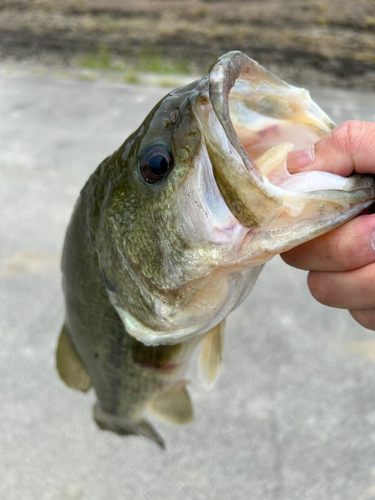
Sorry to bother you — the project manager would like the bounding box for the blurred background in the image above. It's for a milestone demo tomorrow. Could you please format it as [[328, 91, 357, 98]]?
[[2, 1, 375, 500], [1, 0, 375, 88]]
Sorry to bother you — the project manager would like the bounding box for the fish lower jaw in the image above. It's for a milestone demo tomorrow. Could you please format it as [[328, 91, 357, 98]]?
[[243, 144, 375, 232], [234, 150, 375, 263], [260, 179, 375, 232]]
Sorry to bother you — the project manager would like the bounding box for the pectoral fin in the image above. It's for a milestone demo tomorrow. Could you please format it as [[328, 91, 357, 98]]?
[[148, 381, 193, 425], [56, 324, 91, 392], [198, 321, 225, 389]]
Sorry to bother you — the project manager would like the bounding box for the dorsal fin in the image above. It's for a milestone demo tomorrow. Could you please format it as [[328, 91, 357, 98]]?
[[56, 324, 91, 392], [148, 381, 193, 425], [198, 320, 225, 389]]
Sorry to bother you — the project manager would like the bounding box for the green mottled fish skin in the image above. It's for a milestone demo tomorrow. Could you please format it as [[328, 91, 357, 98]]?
[[62, 166, 197, 438], [61, 79, 207, 442]]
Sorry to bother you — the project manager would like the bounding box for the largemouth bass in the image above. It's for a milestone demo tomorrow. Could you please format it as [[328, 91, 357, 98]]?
[[57, 51, 375, 447]]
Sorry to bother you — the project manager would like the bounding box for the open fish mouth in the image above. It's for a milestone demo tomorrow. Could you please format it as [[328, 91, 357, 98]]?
[[197, 51, 375, 237], [89, 52, 375, 347]]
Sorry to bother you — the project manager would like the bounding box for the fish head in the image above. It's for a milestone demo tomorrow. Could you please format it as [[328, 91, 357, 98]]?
[[93, 51, 374, 345]]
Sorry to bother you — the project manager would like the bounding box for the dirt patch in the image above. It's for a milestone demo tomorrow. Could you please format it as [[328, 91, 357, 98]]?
[[1, 0, 375, 88]]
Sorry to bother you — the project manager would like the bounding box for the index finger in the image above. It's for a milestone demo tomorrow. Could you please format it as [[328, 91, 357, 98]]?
[[287, 120, 375, 177]]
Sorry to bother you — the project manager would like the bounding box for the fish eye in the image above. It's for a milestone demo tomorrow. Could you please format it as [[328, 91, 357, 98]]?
[[140, 146, 173, 183]]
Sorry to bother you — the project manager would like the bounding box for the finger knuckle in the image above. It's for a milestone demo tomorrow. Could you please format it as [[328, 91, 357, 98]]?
[[332, 229, 357, 270], [333, 120, 363, 156]]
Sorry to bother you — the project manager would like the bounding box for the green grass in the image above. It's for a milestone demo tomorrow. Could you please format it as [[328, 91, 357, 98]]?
[[80, 46, 126, 71], [136, 49, 191, 75], [123, 72, 139, 84], [79, 46, 191, 77]]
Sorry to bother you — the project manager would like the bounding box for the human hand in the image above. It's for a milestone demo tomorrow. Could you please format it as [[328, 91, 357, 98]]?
[[282, 120, 375, 331]]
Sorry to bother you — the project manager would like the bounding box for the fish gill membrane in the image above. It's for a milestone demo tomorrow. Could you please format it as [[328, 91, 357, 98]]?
[[58, 51, 375, 446]]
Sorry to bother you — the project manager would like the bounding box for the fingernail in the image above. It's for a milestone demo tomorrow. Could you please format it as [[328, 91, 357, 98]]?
[[287, 145, 315, 173]]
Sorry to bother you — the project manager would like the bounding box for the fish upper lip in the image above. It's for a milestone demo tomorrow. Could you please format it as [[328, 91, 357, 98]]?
[[204, 52, 283, 229], [208, 51, 264, 184]]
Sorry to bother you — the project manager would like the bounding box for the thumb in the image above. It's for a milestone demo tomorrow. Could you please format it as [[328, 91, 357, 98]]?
[[287, 120, 375, 177]]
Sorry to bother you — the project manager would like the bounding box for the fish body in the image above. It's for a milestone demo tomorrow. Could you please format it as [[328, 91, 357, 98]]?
[[59, 190, 202, 447], [58, 52, 375, 446]]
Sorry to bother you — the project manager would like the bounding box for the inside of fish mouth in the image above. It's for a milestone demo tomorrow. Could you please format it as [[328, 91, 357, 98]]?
[[207, 59, 368, 230]]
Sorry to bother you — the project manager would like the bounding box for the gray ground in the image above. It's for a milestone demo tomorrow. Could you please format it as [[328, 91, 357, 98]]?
[[2, 65, 375, 500]]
